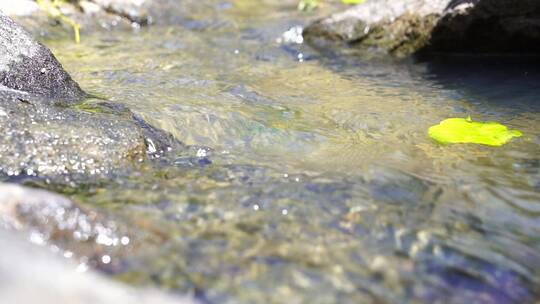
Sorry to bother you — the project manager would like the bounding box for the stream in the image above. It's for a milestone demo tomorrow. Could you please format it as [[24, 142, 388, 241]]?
[[43, 1, 540, 303]]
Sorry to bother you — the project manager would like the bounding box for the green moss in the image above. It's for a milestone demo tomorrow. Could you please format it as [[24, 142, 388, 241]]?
[[72, 101, 110, 114]]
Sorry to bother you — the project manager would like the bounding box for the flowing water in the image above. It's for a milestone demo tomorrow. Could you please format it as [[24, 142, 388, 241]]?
[[43, 1, 540, 303]]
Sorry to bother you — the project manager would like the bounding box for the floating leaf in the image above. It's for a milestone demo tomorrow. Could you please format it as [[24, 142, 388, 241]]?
[[341, 0, 366, 4], [428, 116, 522, 146]]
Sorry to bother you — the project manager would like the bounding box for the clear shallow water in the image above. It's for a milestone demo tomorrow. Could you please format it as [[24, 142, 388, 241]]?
[[46, 1, 539, 303]]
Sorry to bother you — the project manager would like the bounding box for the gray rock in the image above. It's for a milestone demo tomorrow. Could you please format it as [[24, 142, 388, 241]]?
[[0, 228, 197, 304], [0, 88, 185, 185], [0, 90, 147, 184], [0, 12, 85, 101], [303, 0, 540, 57], [0, 14, 187, 185]]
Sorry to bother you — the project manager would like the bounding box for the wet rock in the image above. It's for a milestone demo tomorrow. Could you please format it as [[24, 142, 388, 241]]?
[[0, 12, 85, 101], [0, 183, 133, 271], [303, 0, 540, 57], [0, 14, 186, 185], [0, 228, 197, 304], [0, 89, 187, 185], [0, 90, 148, 184], [78, 101, 186, 158]]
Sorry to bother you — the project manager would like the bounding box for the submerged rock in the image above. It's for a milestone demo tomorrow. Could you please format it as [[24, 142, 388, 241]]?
[[0, 183, 133, 268], [0, 182, 179, 276], [0, 228, 196, 304], [303, 0, 540, 57]]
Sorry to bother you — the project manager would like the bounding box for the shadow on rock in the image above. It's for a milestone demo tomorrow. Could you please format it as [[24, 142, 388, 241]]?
[[421, 0, 540, 54], [303, 0, 540, 57]]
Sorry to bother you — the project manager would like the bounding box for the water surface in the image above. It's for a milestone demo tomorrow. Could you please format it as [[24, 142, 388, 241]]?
[[46, 1, 540, 303]]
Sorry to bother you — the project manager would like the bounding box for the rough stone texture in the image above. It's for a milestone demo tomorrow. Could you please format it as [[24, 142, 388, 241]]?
[[0, 89, 147, 184], [0, 12, 86, 101], [303, 0, 540, 57], [0, 226, 196, 303], [0, 13, 186, 185], [0, 87, 185, 185]]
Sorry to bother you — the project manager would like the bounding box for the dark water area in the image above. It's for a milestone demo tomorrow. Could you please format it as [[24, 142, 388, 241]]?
[[416, 54, 540, 113], [39, 1, 540, 303]]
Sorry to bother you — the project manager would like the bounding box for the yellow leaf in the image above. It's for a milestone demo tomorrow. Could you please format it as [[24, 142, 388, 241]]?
[[428, 117, 522, 146]]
